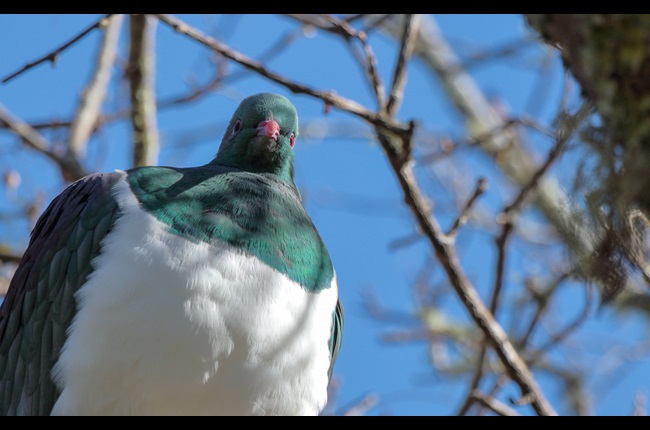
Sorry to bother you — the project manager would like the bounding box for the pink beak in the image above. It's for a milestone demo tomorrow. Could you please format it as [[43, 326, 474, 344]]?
[[257, 119, 280, 141]]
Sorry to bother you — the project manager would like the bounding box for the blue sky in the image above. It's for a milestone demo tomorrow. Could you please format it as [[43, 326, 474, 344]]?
[[1, 14, 648, 416]]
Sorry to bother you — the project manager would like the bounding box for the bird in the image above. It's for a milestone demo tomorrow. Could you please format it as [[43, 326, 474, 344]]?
[[0, 92, 343, 416]]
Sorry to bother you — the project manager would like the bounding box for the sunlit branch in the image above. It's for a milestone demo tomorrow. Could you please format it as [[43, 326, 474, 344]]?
[[128, 14, 160, 167], [68, 14, 123, 159], [0, 104, 87, 181], [385, 14, 420, 117]]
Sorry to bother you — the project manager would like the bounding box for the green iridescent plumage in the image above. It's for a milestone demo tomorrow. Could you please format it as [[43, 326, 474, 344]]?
[[127, 165, 333, 292]]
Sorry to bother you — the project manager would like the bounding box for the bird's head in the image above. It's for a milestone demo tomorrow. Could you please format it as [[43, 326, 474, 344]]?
[[214, 93, 299, 181]]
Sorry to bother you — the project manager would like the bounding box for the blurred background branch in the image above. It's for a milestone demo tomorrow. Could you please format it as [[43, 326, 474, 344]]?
[[68, 14, 123, 159], [128, 14, 159, 167]]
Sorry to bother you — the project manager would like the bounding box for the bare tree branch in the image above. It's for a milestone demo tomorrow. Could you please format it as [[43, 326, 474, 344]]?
[[68, 14, 123, 158], [373, 14, 598, 285], [128, 14, 159, 167], [0, 24, 309, 137], [385, 14, 420, 117], [490, 105, 587, 320], [376, 126, 556, 415], [491, 220, 514, 318], [2, 14, 114, 84], [153, 13, 411, 139], [446, 177, 487, 237], [532, 284, 594, 356], [319, 14, 363, 39], [516, 273, 570, 350], [0, 104, 87, 181], [502, 103, 592, 221], [460, 38, 534, 71], [471, 391, 521, 416], [284, 14, 386, 108], [456, 343, 489, 416]]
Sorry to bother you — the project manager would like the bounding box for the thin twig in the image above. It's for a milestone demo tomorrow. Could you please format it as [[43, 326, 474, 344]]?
[[0, 252, 22, 264], [385, 14, 420, 117], [157, 72, 225, 109], [153, 14, 411, 139], [503, 141, 565, 217], [342, 14, 366, 24], [489, 105, 588, 342], [460, 38, 533, 71], [0, 118, 73, 131], [0, 103, 87, 181], [456, 344, 489, 415], [284, 14, 357, 39], [128, 14, 159, 167], [467, 116, 555, 147], [358, 35, 386, 108], [284, 14, 386, 109], [372, 14, 598, 293], [533, 283, 594, 355], [511, 392, 537, 407], [471, 391, 521, 416], [323, 14, 386, 107], [387, 232, 423, 251], [2, 14, 114, 84], [502, 103, 592, 222], [1, 25, 308, 135], [341, 394, 379, 416], [346, 24, 385, 108], [68, 14, 123, 158], [471, 374, 510, 416], [361, 14, 392, 34], [491, 220, 513, 317], [417, 116, 555, 165], [458, 224, 520, 416], [320, 14, 363, 39], [446, 177, 488, 237], [516, 273, 570, 350], [162, 24, 306, 107]]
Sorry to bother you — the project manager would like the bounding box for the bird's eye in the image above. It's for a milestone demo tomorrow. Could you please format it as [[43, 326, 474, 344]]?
[[289, 133, 295, 148], [232, 119, 242, 135]]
